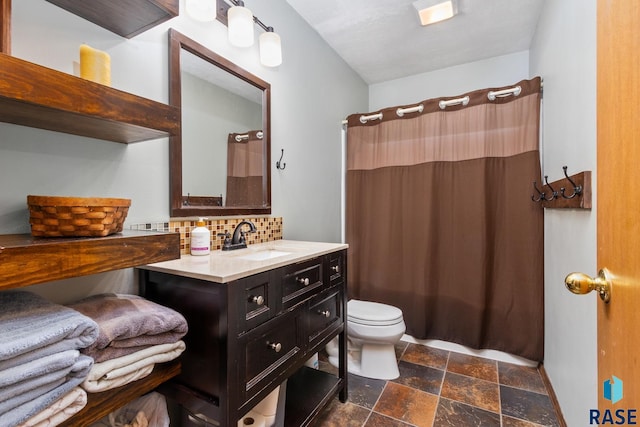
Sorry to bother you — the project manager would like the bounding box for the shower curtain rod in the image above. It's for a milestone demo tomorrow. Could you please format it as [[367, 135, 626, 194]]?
[[341, 81, 542, 126]]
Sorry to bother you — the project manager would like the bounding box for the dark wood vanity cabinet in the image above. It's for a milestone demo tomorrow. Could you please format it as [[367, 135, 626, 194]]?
[[139, 249, 348, 427]]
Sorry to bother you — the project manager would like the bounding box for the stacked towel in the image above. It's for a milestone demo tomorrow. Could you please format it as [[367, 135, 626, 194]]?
[[68, 293, 188, 392], [0, 291, 98, 427], [17, 387, 87, 427]]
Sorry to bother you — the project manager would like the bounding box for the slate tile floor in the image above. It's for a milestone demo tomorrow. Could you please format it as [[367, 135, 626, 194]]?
[[313, 341, 561, 427]]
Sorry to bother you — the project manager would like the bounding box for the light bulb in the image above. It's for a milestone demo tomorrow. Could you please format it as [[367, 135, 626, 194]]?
[[185, 0, 217, 22], [259, 30, 282, 67], [228, 4, 254, 47]]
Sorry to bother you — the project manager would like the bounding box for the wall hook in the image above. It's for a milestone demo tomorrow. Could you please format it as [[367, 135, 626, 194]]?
[[543, 175, 558, 201], [560, 166, 583, 199], [531, 181, 545, 202], [276, 148, 286, 170]]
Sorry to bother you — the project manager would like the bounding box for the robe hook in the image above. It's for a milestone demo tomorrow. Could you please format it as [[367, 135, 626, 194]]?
[[276, 148, 286, 170], [531, 181, 545, 202], [560, 166, 583, 199], [543, 175, 558, 201]]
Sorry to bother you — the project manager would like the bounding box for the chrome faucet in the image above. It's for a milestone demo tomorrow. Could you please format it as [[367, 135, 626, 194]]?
[[219, 220, 257, 251]]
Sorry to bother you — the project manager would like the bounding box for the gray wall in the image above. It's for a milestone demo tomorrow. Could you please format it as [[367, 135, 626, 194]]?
[[529, 0, 598, 424], [369, 50, 530, 111], [1, 0, 367, 302]]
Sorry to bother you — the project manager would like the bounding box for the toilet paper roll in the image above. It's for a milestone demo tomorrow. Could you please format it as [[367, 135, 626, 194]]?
[[237, 410, 266, 427], [253, 386, 279, 417]]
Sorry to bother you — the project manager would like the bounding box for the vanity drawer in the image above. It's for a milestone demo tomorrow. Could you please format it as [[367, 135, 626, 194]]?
[[280, 257, 324, 310], [241, 310, 304, 396], [241, 272, 274, 332], [326, 250, 345, 286], [308, 289, 343, 345]]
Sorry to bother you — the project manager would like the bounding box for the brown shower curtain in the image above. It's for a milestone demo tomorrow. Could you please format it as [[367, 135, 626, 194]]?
[[226, 130, 265, 207], [346, 77, 544, 361]]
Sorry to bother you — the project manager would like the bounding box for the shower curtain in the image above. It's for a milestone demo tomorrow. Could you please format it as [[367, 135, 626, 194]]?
[[346, 77, 544, 361], [226, 130, 265, 207]]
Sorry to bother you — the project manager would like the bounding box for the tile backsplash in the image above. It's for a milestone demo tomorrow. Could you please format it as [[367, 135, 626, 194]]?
[[130, 217, 283, 255]]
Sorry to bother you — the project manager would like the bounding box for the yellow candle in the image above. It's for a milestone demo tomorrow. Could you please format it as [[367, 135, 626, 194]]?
[[79, 44, 111, 86]]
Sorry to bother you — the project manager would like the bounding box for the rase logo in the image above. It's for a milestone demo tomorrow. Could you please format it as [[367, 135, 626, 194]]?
[[605, 376, 624, 405], [590, 375, 637, 425]]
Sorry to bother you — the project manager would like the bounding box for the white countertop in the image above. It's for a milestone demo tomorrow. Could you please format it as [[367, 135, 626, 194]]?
[[139, 240, 348, 283]]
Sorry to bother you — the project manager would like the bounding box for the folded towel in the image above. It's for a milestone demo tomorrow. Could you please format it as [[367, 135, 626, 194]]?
[[17, 387, 87, 427], [1, 355, 92, 427], [0, 291, 98, 371], [0, 349, 87, 404], [68, 294, 187, 363], [82, 341, 185, 393]]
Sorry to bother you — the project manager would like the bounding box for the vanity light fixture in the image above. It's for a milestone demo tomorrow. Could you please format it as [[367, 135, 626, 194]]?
[[200, 0, 283, 67], [412, 0, 458, 26]]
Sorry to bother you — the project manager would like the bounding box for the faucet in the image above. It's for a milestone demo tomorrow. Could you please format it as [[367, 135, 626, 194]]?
[[220, 220, 257, 251]]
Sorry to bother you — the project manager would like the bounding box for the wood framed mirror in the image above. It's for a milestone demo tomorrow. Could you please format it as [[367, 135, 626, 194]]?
[[168, 28, 271, 217]]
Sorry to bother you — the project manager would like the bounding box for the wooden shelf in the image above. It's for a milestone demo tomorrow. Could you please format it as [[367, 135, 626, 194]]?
[[58, 360, 181, 426], [0, 52, 180, 143], [45, 0, 178, 39], [0, 230, 180, 291], [284, 367, 343, 427]]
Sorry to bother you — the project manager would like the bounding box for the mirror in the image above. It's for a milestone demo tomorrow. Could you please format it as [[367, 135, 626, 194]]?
[[168, 29, 271, 217]]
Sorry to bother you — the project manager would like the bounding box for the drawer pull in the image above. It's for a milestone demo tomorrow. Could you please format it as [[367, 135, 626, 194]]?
[[268, 342, 282, 353], [297, 277, 310, 286], [319, 310, 331, 318], [250, 295, 264, 305], [331, 265, 340, 273]]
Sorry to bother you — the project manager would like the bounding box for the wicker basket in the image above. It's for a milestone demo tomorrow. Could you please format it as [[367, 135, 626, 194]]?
[[27, 195, 131, 237]]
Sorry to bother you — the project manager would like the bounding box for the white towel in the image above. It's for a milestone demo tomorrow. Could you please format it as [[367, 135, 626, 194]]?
[[82, 341, 185, 393], [17, 387, 87, 427]]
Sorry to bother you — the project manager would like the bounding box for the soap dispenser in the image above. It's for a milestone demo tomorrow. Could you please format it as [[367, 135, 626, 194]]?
[[190, 218, 210, 256]]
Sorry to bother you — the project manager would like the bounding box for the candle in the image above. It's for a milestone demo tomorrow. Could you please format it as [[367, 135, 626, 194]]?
[[79, 44, 111, 86]]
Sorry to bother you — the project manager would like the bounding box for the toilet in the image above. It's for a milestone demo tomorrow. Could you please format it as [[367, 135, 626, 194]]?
[[327, 299, 406, 380]]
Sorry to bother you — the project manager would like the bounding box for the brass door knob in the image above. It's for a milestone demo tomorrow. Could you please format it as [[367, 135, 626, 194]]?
[[565, 268, 612, 303]]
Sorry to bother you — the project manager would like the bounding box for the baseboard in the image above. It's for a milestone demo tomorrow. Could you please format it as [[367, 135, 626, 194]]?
[[539, 363, 568, 427]]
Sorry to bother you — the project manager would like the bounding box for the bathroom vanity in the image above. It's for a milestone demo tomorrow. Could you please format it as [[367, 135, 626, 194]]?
[[138, 240, 348, 426]]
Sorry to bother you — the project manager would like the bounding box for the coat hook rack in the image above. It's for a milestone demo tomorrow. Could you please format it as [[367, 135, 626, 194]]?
[[531, 166, 592, 209], [276, 148, 286, 170]]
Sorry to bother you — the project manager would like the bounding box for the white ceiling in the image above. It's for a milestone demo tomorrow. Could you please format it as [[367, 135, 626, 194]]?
[[285, 0, 545, 84]]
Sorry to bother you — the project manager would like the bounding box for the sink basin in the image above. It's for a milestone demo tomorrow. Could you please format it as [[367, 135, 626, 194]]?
[[236, 249, 291, 261]]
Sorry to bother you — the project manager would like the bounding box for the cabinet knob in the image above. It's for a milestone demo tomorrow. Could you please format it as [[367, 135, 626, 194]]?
[[319, 310, 331, 318], [331, 265, 340, 273], [297, 277, 310, 286], [250, 295, 264, 305], [268, 342, 282, 353]]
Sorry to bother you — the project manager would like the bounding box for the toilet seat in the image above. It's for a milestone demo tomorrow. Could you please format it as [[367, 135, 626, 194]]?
[[347, 299, 404, 326]]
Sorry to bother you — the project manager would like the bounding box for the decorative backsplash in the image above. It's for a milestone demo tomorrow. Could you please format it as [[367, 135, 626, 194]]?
[[130, 217, 283, 255]]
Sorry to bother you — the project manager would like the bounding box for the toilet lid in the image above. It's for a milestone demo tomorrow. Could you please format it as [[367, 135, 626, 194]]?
[[347, 299, 404, 326]]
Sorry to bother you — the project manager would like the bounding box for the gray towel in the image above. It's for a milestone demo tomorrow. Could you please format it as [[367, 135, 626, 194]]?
[[0, 291, 99, 371], [68, 293, 187, 363], [0, 355, 92, 427]]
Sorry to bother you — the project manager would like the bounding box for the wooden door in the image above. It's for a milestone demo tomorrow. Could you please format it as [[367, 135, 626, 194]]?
[[597, 0, 640, 409]]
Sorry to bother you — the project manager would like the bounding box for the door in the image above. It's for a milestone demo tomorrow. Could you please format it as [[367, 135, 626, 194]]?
[[597, 0, 640, 409]]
